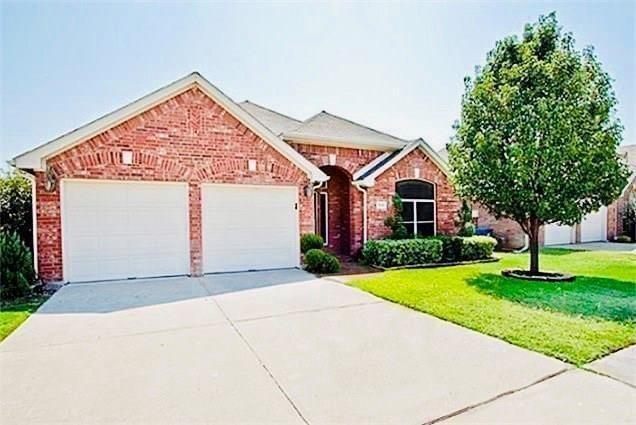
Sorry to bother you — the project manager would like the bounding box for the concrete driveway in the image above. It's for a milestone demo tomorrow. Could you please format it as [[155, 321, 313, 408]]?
[[1, 270, 633, 424], [552, 241, 636, 253]]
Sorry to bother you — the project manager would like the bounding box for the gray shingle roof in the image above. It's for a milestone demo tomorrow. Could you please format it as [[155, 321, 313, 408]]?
[[239, 101, 303, 135], [283, 111, 407, 149]]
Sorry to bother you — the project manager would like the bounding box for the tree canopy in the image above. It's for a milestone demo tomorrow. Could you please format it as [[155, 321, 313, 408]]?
[[448, 13, 628, 273]]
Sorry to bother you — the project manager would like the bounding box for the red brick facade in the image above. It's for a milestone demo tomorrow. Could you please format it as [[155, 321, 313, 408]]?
[[367, 149, 460, 241], [35, 88, 312, 281], [32, 89, 462, 282]]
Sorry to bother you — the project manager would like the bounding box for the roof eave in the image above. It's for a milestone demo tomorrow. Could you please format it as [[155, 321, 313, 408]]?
[[282, 133, 405, 152], [13, 72, 328, 182]]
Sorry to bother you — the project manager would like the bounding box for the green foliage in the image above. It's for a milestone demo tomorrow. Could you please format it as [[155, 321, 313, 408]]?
[[0, 232, 36, 302], [300, 233, 324, 254], [361, 239, 443, 268], [448, 13, 629, 272], [304, 249, 340, 274], [383, 195, 409, 240], [432, 235, 465, 262], [0, 171, 33, 249], [363, 235, 496, 267], [461, 236, 498, 260], [350, 249, 635, 365], [455, 201, 474, 237], [458, 222, 476, 237], [614, 235, 632, 243]]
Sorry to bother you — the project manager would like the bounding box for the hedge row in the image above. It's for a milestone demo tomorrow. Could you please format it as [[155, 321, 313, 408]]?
[[361, 235, 496, 268]]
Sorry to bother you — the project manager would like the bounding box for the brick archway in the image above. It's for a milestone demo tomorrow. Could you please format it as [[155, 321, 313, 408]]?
[[316, 165, 352, 255]]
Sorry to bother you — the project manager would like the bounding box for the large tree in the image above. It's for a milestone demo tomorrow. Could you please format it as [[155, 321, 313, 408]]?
[[448, 13, 628, 274]]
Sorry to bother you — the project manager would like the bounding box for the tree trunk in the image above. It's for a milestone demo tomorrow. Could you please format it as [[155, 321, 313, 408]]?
[[528, 218, 540, 274]]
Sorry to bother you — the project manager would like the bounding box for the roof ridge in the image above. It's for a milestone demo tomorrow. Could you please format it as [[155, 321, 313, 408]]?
[[317, 110, 407, 142], [240, 100, 303, 124]]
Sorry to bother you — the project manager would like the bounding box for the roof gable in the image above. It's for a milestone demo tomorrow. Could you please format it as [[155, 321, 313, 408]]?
[[283, 111, 407, 151], [353, 138, 449, 186], [12, 73, 328, 182]]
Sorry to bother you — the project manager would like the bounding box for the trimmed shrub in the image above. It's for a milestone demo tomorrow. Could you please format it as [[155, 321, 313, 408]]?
[[361, 239, 443, 268], [0, 171, 33, 250], [1, 232, 36, 302], [433, 235, 464, 262], [300, 233, 324, 253], [614, 235, 632, 243], [461, 236, 497, 260], [304, 249, 340, 274], [458, 222, 476, 237]]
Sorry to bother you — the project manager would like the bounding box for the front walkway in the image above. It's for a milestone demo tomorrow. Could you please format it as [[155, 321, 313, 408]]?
[[1, 270, 633, 424]]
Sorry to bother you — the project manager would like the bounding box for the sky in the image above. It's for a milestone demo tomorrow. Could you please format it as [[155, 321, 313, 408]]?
[[1, 1, 634, 164]]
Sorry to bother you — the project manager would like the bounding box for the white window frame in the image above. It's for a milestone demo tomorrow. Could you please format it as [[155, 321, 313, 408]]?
[[396, 179, 437, 237], [315, 191, 329, 245], [401, 199, 436, 237]]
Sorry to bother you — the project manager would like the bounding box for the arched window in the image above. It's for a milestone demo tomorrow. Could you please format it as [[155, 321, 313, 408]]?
[[396, 180, 436, 237]]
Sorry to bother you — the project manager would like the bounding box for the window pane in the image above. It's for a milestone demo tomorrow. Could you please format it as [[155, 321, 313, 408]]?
[[401, 202, 414, 221], [417, 203, 434, 221], [404, 222, 415, 237], [416, 222, 435, 237], [396, 180, 434, 199]]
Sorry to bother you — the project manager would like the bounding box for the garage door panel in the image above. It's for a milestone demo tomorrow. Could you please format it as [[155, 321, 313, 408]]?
[[62, 181, 189, 282], [581, 207, 607, 243], [202, 185, 299, 273], [544, 223, 573, 246]]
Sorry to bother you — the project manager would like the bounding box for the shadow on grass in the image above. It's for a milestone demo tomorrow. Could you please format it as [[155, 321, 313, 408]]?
[[468, 273, 636, 323], [540, 248, 584, 256]]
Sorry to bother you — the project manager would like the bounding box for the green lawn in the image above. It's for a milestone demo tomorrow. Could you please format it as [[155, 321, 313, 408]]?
[[350, 249, 636, 365], [0, 296, 47, 341]]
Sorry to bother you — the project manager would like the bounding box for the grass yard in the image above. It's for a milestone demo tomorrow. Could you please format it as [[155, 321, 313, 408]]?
[[350, 249, 635, 365], [0, 296, 47, 341]]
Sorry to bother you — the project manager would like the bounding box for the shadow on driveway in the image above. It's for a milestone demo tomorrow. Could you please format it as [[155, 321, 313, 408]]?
[[38, 269, 316, 314]]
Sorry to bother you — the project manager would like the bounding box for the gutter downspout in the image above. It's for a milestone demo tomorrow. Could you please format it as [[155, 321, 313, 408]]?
[[352, 182, 368, 245]]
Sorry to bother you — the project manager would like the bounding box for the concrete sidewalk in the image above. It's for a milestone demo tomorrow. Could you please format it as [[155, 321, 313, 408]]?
[[0, 270, 632, 424]]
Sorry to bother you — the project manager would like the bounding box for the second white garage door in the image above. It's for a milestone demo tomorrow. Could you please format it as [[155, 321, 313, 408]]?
[[544, 222, 574, 246], [202, 185, 299, 273], [581, 207, 607, 243], [62, 180, 189, 282]]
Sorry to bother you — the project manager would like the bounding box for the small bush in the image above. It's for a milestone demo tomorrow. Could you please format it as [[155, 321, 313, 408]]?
[[458, 222, 476, 237], [461, 236, 497, 260], [300, 233, 324, 253], [304, 249, 340, 274], [433, 235, 464, 262], [1, 232, 36, 302], [614, 235, 632, 243], [361, 239, 443, 268]]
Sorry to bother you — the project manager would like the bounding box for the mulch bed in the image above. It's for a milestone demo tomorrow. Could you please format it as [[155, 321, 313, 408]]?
[[502, 269, 575, 282], [370, 256, 500, 271]]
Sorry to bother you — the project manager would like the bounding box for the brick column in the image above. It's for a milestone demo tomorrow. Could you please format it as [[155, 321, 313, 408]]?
[[189, 182, 203, 276], [35, 172, 63, 282]]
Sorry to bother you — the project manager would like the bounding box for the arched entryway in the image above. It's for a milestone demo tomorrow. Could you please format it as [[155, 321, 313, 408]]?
[[315, 165, 351, 255]]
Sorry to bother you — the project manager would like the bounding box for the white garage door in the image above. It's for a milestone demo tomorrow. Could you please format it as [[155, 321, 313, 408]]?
[[62, 180, 189, 282], [202, 185, 299, 273], [581, 207, 607, 243], [544, 222, 573, 246]]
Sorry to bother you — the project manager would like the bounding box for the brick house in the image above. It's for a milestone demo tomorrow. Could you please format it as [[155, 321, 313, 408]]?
[[13, 72, 460, 283], [439, 145, 636, 249]]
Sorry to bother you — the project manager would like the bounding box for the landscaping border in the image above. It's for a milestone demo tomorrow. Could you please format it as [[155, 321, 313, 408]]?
[[502, 269, 575, 282], [370, 256, 500, 271]]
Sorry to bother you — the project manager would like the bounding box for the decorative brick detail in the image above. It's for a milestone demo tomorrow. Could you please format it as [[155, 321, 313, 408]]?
[[367, 149, 461, 242], [36, 88, 312, 282], [290, 144, 382, 176]]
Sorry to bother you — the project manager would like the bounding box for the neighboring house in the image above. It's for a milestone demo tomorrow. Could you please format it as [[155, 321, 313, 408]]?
[[13, 72, 459, 283], [438, 144, 636, 249]]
